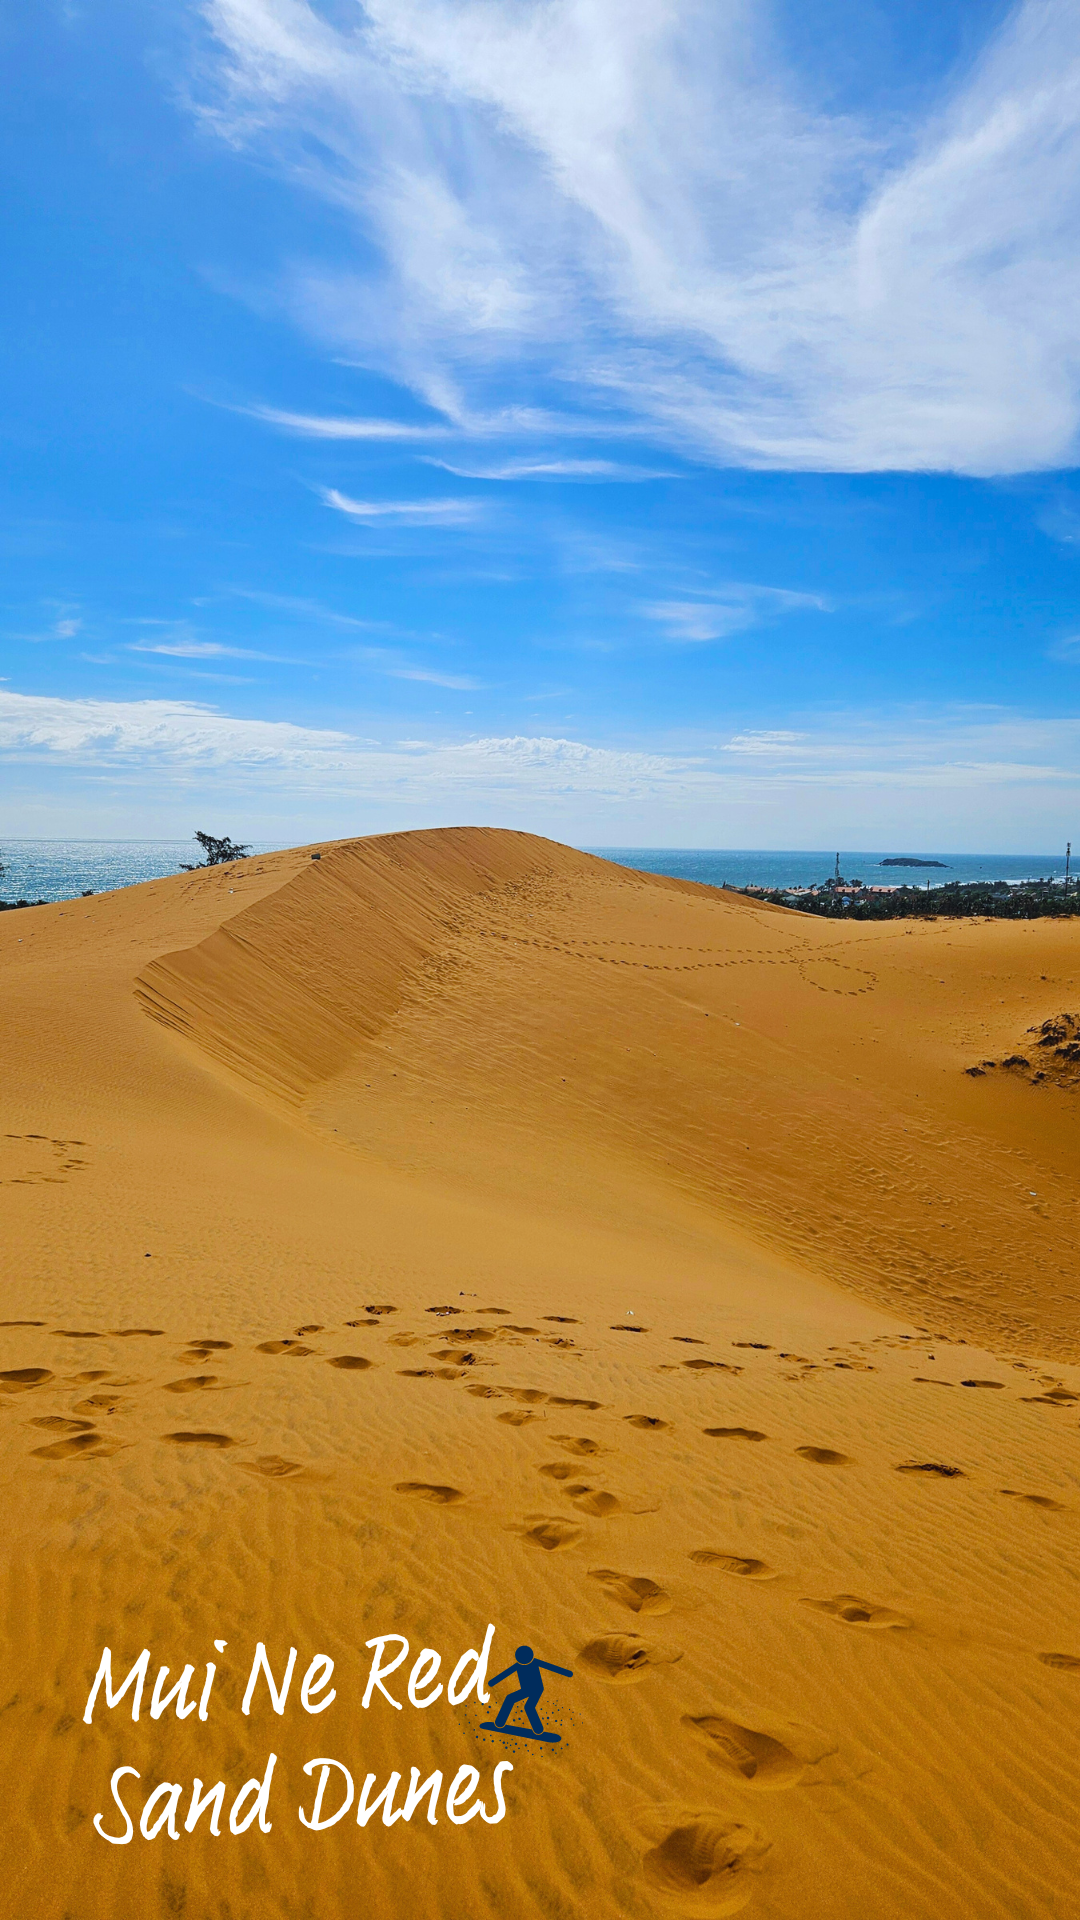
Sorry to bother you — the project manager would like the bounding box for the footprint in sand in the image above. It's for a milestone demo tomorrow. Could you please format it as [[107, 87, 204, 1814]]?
[[733, 1343, 771, 1351], [690, 1552, 777, 1580], [52, 1331, 102, 1339], [327, 1355, 374, 1371], [960, 1379, 1005, 1390], [162, 1376, 220, 1394], [567, 1487, 622, 1517], [295, 1324, 324, 1335], [29, 1416, 94, 1433], [641, 1813, 769, 1915], [588, 1569, 672, 1615], [393, 1482, 465, 1504], [0, 1321, 45, 1328], [363, 1305, 397, 1316], [611, 1324, 648, 1335], [1038, 1652, 1080, 1670], [896, 1462, 965, 1477], [110, 1328, 165, 1338], [543, 1316, 578, 1324], [705, 1428, 767, 1443], [682, 1715, 805, 1789], [161, 1431, 237, 1449], [684, 1360, 742, 1374], [1001, 1489, 1066, 1510], [539, 1462, 578, 1480], [553, 1435, 603, 1456], [179, 1344, 232, 1365], [519, 1517, 583, 1552], [0, 1368, 54, 1394], [72, 1393, 127, 1415], [187, 1339, 232, 1351], [239, 1456, 305, 1479], [497, 1409, 544, 1426], [625, 1415, 672, 1432], [580, 1633, 682, 1681], [426, 1306, 462, 1317], [256, 1340, 314, 1356], [802, 1594, 911, 1629], [548, 1395, 602, 1411], [795, 1446, 850, 1466], [673, 1337, 705, 1345], [31, 1432, 123, 1461], [346, 1319, 383, 1328], [466, 1384, 504, 1399]]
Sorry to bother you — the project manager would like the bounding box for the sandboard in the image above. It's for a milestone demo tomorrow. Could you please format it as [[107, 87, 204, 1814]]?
[[479, 1721, 561, 1743]]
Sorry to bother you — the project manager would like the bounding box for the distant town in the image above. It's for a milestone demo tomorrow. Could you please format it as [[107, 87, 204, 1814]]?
[[738, 856, 1078, 920]]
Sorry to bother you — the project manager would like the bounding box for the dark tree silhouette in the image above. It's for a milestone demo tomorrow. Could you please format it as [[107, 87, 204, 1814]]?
[[179, 830, 251, 870]]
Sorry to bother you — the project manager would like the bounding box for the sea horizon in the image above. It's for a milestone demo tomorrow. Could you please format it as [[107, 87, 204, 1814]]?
[[0, 836, 1073, 906]]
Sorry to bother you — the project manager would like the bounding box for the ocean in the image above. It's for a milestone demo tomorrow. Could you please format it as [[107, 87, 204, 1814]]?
[[589, 847, 1074, 892], [0, 838, 1072, 906], [0, 840, 278, 905]]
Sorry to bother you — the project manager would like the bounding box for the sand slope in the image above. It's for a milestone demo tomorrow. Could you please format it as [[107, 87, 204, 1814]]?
[[138, 828, 1080, 1356], [2, 827, 1079, 1920]]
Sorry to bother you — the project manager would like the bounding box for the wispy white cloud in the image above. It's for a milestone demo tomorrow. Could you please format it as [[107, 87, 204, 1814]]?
[[643, 585, 829, 642], [223, 396, 601, 441], [7, 604, 85, 645], [322, 486, 480, 525], [128, 638, 284, 660], [722, 730, 808, 756], [215, 589, 379, 628], [116, 605, 481, 685], [0, 691, 353, 766], [644, 601, 759, 643], [199, 0, 1080, 475], [425, 457, 672, 481], [231, 402, 444, 440], [388, 666, 484, 689]]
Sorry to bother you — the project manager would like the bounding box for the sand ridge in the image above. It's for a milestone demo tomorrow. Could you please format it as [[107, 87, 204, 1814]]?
[[138, 828, 1080, 1358], [2, 827, 1079, 1920]]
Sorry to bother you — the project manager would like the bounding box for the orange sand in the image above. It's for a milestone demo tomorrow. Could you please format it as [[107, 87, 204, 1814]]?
[[2, 827, 1079, 1919]]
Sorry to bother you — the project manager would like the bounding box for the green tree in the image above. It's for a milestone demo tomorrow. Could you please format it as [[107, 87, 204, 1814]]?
[[179, 830, 251, 870]]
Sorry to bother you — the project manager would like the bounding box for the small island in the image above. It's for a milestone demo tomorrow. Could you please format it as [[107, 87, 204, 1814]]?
[[880, 857, 948, 868]]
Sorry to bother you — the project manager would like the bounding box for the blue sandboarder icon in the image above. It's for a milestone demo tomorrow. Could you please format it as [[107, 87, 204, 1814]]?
[[481, 1645, 574, 1743]]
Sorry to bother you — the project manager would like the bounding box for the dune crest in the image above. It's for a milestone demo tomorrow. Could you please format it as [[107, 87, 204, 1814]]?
[[135, 829, 601, 1103]]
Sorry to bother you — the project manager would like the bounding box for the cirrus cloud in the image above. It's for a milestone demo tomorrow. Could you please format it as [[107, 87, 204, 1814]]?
[[321, 486, 481, 525], [198, 0, 1080, 475]]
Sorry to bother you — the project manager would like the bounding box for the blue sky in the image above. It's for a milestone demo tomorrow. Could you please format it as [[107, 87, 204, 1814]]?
[[3, 0, 1080, 849]]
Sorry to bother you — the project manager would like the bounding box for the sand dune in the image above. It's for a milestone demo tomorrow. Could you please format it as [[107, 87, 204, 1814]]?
[[2, 827, 1079, 1919]]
